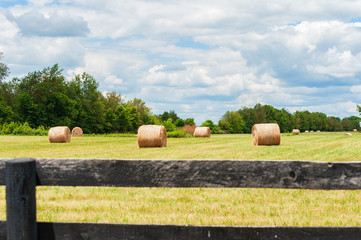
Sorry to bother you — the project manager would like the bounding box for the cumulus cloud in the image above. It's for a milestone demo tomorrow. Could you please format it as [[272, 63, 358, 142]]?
[[287, 101, 360, 117], [307, 47, 361, 78], [350, 85, 361, 94], [105, 75, 123, 85], [5, 10, 90, 37], [1, 0, 361, 124]]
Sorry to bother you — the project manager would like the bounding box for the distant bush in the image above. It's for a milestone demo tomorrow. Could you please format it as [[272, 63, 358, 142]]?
[[0, 122, 48, 136], [167, 130, 192, 138], [162, 118, 176, 132], [201, 120, 225, 134]]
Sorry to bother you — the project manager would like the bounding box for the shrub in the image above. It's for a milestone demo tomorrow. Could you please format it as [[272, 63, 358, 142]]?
[[200, 119, 224, 134], [162, 118, 176, 132], [167, 130, 192, 138], [0, 122, 48, 136]]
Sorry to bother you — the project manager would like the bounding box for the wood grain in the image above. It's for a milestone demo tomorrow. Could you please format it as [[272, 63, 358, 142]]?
[[1, 221, 360, 240], [5, 158, 37, 240], [0, 159, 11, 185], [1, 159, 361, 189], [33, 159, 361, 189], [1, 158, 361, 240]]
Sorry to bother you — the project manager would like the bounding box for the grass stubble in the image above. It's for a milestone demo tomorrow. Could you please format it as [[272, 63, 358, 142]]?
[[0, 132, 360, 226]]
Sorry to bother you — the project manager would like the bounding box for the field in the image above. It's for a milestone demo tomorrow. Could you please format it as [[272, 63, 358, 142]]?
[[0, 132, 361, 226]]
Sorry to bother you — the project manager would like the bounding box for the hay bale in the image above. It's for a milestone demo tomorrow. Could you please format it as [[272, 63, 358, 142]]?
[[72, 127, 83, 137], [345, 133, 352, 136], [137, 125, 167, 148], [353, 129, 358, 132], [292, 129, 300, 135], [48, 126, 71, 143], [305, 130, 309, 133], [310, 130, 314, 133], [317, 130, 321, 133], [194, 127, 211, 138], [252, 123, 281, 146]]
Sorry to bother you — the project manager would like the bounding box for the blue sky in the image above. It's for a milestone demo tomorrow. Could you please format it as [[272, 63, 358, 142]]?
[[1, 0, 361, 124]]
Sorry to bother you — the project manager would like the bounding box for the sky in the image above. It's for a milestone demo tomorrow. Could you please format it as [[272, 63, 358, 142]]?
[[1, 0, 361, 125]]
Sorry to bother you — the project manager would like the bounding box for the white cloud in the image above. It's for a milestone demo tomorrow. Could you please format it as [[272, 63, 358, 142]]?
[[351, 85, 361, 94], [288, 101, 359, 118], [105, 75, 123, 85], [148, 64, 165, 74], [5, 10, 90, 37], [307, 47, 361, 77], [1, 0, 361, 124], [27, 0, 53, 6]]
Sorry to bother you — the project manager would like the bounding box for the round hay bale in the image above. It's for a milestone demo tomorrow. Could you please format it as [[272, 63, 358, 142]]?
[[72, 127, 83, 137], [137, 125, 167, 148], [48, 126, 71, 143], [292, 129, 300, 135], [310, 130, 314, 133], [305, 130, 309, 133], [194, 127, 211, 138], [353, 129, 358, 132], [252, 123, 281, 146], [317, 130, 321, 133]]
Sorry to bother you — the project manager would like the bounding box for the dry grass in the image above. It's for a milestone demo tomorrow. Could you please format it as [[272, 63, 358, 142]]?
[[0, 132, 361, 226]]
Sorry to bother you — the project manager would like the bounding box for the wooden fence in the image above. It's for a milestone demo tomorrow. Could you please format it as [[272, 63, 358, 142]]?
[[0, 158, 361, 239]]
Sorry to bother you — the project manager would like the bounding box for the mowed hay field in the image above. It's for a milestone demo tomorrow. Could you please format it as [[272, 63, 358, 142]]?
[[0, 132, 361, 226]]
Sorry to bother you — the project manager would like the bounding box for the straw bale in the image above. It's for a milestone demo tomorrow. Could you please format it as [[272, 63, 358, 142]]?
[[72, 127, 83, 137], [252, 123, 281, 146], [292, 129, 300, 135], [194, 127, 211, 138], [48, 126, 71, 143], [138, 125, 167, 148]]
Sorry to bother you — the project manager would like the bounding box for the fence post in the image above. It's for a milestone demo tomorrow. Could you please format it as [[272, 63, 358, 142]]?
[[6, 158, 37, 240]]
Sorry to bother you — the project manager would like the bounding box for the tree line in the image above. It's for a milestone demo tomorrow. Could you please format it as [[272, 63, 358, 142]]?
[[0, 64, 151, 133], [0, 58, 360, 135], [216, 104, 360, 134]]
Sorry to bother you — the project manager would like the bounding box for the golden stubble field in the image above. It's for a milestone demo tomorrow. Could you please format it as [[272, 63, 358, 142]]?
[[0, 132, 360, 226]]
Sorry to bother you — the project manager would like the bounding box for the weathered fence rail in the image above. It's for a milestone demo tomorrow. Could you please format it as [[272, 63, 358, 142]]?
[[0, 158, 361, 239]]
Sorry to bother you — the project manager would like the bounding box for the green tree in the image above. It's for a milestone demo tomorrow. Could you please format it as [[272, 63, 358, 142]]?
[[0, 99, 13, 124], [127, 98, 151, 125], [174, 118, 185, 127], [238, 106, 256, 133], [185, 118, 195, 126], [102, 92, 122, 132], [11, 64, 76, 128], [71, 72, 106, 133], [201, 119, 222, 134], [114, 105, 132, 132], [218, 111, 245, 133], [168, 110, 179, 122], [342, 116, 361, 131], [162, 118, 176, 132], [159, 111, 169, 122], [127, 105, 140, 131], [327, 117, 342, 131], [277, 108, 294, 132], [0, 52, 9, 81]]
